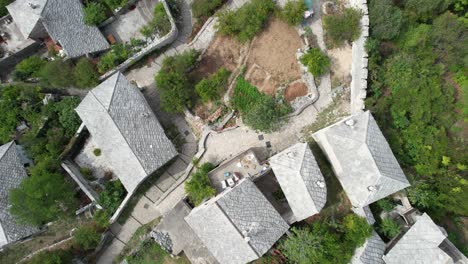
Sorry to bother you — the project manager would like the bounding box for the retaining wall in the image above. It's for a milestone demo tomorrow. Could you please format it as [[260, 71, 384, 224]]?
[[349, 0, 369, 114]]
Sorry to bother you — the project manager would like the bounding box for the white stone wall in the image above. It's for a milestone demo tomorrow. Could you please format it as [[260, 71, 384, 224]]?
[[349, 0, 369, 114]]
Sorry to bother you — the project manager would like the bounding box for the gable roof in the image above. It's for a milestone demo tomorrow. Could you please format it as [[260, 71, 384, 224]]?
[[185, 178, 289, 264], [7, 0, 109, 58], [75, 72, 177, 192], [0, 142, 38, 247], [269, 143, 327, 221], [312, 111, 410, 207], [351, 231, 386, 264], [383, 213, 457, 264]]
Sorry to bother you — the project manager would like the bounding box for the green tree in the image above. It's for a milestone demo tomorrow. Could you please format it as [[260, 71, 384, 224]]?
[[300, 48, 331, 77], [0, 0, 12, 17], [40, 59, 74, 88], [192, 0, 224, 19], [185, 163, 216, 206], [342, 214, 373, 246], [323, 7, 363, 47], [369, 0, 404, 40], [13, 56, 47, 81], [73, 58, 99, 89], [73, 225, 101, 250], [379, 218, 401, 239], [280, 0, 307, 26], [404, 0, 451, 22], [243, 95, 291, 132], [83, 2, 107, 25], [216, 0, 276, 42], [195, 67, 230, 102], [99, 180, 126, 214], [52, 97, 82, 137], [376, 198, 395, 212], [27, 249, 72, 264], [9, 158, 77, 226]]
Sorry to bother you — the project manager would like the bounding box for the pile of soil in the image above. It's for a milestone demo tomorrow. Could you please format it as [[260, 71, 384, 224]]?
[[284, 81, 308, 102]]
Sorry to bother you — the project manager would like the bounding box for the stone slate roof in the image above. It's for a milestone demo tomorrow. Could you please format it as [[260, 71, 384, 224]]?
[[351, 231, 386, 264], [383, 213, 465, 264], [7, 0, 109, 58], [185, 178, 289, 264], [75, 72, 177, 192], [0, 142, 38, 247], [269, 143, 327, 221], [312, 111, 410, 207]]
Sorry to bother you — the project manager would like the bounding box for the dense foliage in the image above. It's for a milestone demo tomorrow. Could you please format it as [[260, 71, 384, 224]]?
[[73, 58, 100, 88], [195, 67, 230, 102], [3, 86, 81, 226], [0, 0, 12, 17], [378, 218, 401, 239], [73, 226, 101, 250], [185, 163, 216, 206], [280, 214, 372, 264], [279, 0, 307, 26], [366, 0, 468, 221], [26, 249, 72, 264], [192, 0, 224, 19], [93, 209, 111, 228], [83, 2, 107, 25], [40, 59, 74, 88], [99, 180, 126, 215], [97, 43, 132, 73], [323, 7, 363, 47], [140, 2, 171, 38], [102, 0, 128, 10], [155, 49, 200, 112], [300, 48, 331, 77], [232, 77, 291, 132], [369, 0, 403, 40], [216, 0, 276, 42], [13, 56, 47, 81]]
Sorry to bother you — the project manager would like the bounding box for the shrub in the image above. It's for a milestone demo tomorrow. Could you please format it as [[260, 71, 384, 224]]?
[[99, 180, 126, 214], [13, 56, 46, 81], [40, 59, 74, 88], [192, 0, 224, 19], [140, 3, 171, 38], [103, 0, 128, 10], [379, 218, 401, 239], [369, 0, 403, 40], [52, 97, 82, 137], [80, 167, 93, 180], [231, 77, 264, 112], [93, 148, 102, 156], [300, 48, 331, 77], [97, 43, 132, 73], [155, 50, 200, 112], [216, 0, 276, 42], [93, 210, 111, 229], [74, 225, 101, 250], [73, 58, 99, 89], [404, 0, 451, 22], [195, 67, 230, 102], [323, 7, 363, 47], [243, 95, 291, 132], [185, 163, 216, 206], [342, 214, 373, 246], [0, 0, 12, 17], [376, 198, 395, 212], [280, 0, 307, 26], [27, 249, 72, 264], [84, 2, 107, 25]]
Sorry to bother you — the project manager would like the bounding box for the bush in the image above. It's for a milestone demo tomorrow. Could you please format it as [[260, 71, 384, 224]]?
[[192, 0, 224, 19], [323, 7, 363, 47], [99, 180, 126, 214], [369, 0, 404, 40], [52, 97, 82, 137], [13, 56, 46, 81], [93, 148, 102, 156], [84, 2, 107, 25], [0, 0, 12, 17], [379, 218, 401, 239], [280, 0, 307, 26], [93, 209, 111, 228], [216, 0, 276, 42], [243, 95, 291, 132], [74, 225, 101, 250], [103, 0, 128, 10], [140, 3, 171, 38], [97, 43, 132, 73], [185, 163, 216, 206], [40, 59, 74, 88], [155, 50, 200, 112], [195, 67, 230, 102], [376, 198, 395, 212], [73, 58, 99, 89], [231, 77, 264, 112], [404, 0, 451, 22], [27, 249, 72, 264], [300, 48, 331, 77]]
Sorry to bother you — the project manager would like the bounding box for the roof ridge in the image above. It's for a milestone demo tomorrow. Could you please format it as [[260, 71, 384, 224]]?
[[107, 72, 121, 111], [0, 141, 14, 165]]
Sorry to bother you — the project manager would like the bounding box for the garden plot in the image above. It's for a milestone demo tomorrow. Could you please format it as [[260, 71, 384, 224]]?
[[245, 18, 303, 95]]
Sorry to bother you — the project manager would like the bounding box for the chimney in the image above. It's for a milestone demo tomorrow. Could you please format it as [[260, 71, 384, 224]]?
[[28, 3, 37, 9]]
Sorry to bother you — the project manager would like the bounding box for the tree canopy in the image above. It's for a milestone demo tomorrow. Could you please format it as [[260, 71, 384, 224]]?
[[185, 163, 216, 206]]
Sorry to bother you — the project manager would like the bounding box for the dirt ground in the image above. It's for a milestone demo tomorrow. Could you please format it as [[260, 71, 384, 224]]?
[[284, 81, 308, 102], [190, 35, 248, 82], [328, 43, 352, 85], [245, 18, 303, 94]]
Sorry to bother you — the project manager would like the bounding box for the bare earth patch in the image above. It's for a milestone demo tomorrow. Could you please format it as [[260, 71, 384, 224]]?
[[246, 18, 303, 94], [328, 43, 352, 85], [285, 80, 308, 102]]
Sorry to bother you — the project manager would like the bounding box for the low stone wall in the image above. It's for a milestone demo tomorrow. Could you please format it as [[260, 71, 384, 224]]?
[[99, 0, 179, 81], [349, 0, 369, 114]]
